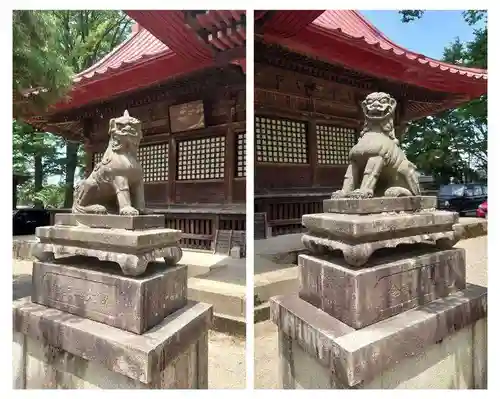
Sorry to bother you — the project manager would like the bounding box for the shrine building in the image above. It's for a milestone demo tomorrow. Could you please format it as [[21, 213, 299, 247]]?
[[253, 10, 487, 238], [20, 11, 247, 252]]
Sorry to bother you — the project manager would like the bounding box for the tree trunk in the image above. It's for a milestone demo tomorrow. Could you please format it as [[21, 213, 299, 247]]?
[[64, 141, 80, 208], [34, 154, 44, 208]]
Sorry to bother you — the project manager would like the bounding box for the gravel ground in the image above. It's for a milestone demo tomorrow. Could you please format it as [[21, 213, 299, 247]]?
[[254, 236, 488, 389]]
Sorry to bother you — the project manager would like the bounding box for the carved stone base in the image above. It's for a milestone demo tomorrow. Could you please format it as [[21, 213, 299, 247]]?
[[32, 242, 182, 276], [55, 213, 165, 230], [302, 228, 462, 267], [32, 257, 187, 334], [36, 224, 181, 252], [323, 196, 437, 215], [301, 210, 463, 267], [34, 222, 183, 276], [298, 248, 466, 329]]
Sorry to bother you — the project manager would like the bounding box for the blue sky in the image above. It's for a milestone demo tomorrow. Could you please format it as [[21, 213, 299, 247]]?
[[359, 10, 484, 60]]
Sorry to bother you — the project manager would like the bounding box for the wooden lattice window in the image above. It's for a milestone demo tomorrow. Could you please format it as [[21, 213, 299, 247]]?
[[317, 125, 357, 165], [255, 116, 308, 164], [91, 143, 169, 182], [236, 132, 246, 178], [139, 143, 169, 182], [177, 136, 225, 180]]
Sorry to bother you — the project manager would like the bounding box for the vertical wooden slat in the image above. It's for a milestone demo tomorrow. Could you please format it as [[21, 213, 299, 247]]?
[[308, 119, 318, 186], [224, 128, 235, 203], [167, 135, 176, 203]]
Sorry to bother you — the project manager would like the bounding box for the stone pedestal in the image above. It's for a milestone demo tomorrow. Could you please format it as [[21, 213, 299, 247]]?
[[34, 214, 183, 276], [271, 196, 487, 389], [31, 257, 187, 334], [13, 298, 211, 389], [14, 213, 212, 389]]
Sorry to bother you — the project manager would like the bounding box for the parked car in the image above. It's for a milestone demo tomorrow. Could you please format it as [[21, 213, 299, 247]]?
[[13, 208, 51, 235], [476, 201, 487, 219], [437, 183, 487, 216]]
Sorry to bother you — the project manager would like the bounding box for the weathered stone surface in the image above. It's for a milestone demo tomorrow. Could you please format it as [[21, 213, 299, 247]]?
[[278, 318, 486, 389], [13, 332, 25, 388], [36, 225, 181, 250], [331, 92, 421, 199], [301, 210, 464, 267], [32, 242, 182, 276], [17, 329, 206, 388], [270, 284, 487, 387], [302, 228, 463, 268], [31, 257, 187, 334], [13, 297, 213, 384], [55, 213, 165, 230], [298, 247, 466, 329], [323, 196, 437, 215], [72, 111, 146, 216], [302, 210, 458, 241], [33, 224, 183, 276]]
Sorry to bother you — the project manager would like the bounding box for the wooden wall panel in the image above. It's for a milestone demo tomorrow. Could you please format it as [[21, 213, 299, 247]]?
[[144, 183, 168, 204], [232, 179, 246, 202], [255, 165, 312, 192], [83, 68, 245, 206], [175, 181, 225, 203], [316, 166, 347, 190]]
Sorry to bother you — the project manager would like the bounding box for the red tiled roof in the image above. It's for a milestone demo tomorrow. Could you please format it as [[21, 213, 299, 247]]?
[[259, 10, 486, 98], [311, 10, 486, 80], [74, 26, 171, 84], [124, 11, 213, 61]]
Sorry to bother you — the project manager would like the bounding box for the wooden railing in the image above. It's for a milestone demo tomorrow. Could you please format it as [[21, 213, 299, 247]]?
[[255, 193, 328, 237], [164, 212, 246, 251]]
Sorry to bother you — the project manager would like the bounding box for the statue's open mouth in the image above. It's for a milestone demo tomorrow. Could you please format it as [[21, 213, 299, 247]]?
[[366, 107, 392, 120]]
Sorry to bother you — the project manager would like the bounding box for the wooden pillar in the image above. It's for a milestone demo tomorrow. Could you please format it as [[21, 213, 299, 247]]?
[[167, 134, 176, 204], [308, 118, 318, 187], [224, 94, 236, 203], [395, 98, 408, 142]]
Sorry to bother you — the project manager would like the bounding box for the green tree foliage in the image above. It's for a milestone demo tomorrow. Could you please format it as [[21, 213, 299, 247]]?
[[398, 10, 487, 184], [17, 181, 66, 209], [13, 11, 132, 208], [13, 11, 74, 117], [13, 120, 67, 207], [51, 11, 132, 207]]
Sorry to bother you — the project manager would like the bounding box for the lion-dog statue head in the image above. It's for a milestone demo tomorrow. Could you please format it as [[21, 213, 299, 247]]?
[[108, 110, 142, 153], [361, 92, 397, 139]]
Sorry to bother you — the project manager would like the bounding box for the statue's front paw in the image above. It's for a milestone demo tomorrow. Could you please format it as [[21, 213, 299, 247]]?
[[348, 189, 374, 199], [120, 206, 139, 216], [331, 190, 347, 199]]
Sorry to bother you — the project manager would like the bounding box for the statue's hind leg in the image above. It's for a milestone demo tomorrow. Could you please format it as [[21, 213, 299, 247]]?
[[73, 179, 107, 214]]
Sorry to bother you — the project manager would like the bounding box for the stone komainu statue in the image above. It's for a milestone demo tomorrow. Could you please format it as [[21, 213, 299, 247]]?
[[73, 110, 146, 215], [333, 92, 421, 199]]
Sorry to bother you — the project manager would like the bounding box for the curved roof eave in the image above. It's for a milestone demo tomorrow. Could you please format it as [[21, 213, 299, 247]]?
[[311, 10, 486, 80]]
